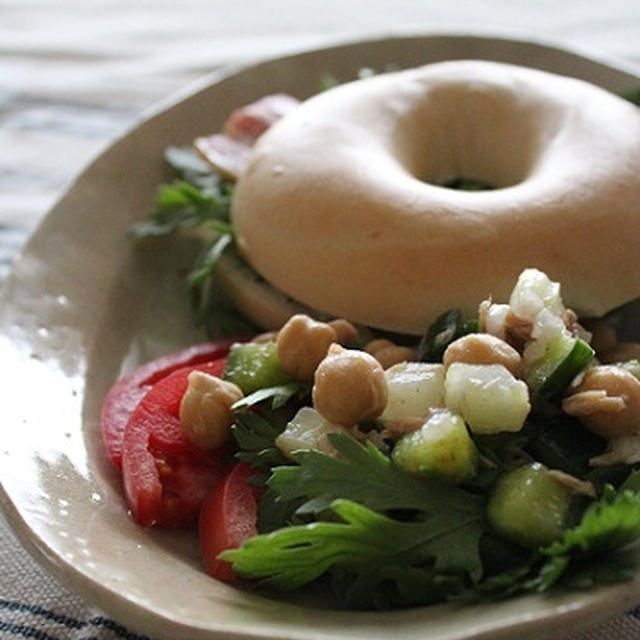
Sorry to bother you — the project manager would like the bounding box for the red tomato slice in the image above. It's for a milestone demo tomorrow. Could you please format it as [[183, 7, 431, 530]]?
[[199, 461, 259, 582], [121, 359, 231, 528], [101, 339, 237, 469]]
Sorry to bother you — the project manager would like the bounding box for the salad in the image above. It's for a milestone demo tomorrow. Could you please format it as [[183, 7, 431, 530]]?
[[100, 87, 640, 611]]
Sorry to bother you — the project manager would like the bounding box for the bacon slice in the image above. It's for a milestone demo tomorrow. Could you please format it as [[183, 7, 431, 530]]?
[[193, 134, 254, 182], [194, 93, 299, 180], [223, 93, 300, 143]]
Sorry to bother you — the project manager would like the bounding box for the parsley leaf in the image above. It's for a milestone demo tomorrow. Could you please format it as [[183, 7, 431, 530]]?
[[416, 309, 478, 363], [128, 146, 252, 337], [541, 488, 640, 560], [331, 564, 466, 609], [130, 180, 232, 238], [232, 382, 308, 412], [270, 432, 483, 519], [467, 482, 640, 600], [231, 410, 290, 471], [221, 498, 483, 600], [164, 145, 219, 187], [223, 433, 485, 605]]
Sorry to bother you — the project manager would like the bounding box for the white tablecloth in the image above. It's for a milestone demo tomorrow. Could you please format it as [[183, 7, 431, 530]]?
[[1, 1, 639, 638]]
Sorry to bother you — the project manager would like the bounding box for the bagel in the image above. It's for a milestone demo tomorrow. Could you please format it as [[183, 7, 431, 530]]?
[[230, 60, 640, 335]]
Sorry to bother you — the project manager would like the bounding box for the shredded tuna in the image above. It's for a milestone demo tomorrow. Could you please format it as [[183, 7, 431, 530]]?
[[547, 469, 596, 497], [590, 433, 640, 467], [380, 417, 425, 440], [194, 93, 300, 180], [562, 389, 626, 416]]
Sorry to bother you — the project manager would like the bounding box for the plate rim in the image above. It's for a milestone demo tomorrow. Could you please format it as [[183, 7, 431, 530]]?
[[1, 30, 640, 640]]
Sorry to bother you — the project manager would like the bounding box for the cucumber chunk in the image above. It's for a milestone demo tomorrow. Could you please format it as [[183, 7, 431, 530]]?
[[391, 409, 478, 483], [525, 334, 594, 398], [486, 462, 573, 549], [537, 338, 595, 398], [222, 341, 293, 394]]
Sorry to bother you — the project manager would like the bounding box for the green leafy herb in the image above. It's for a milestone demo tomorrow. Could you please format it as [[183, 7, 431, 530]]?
[[232, 382, 309, 411], [164, 146, 218, 185], [129, 146, 250, 337], [468, 482, 640, 600], [524, 405, 605, 479], [256, 486, 307, 534], [130, 180, 232, 238], [222, 433, 485, 606], [523, 488, 640, 592], [188, 232, 233, 289], [231, 410, 290, 472], [417, 308, 470, 362], [221, 498, 483, 603], [620, 468, 640, 493], [542, 487, 640, 559], [270, 432, 484, 518], [330, 564, 466, 609], [186, 234, 257, 336]]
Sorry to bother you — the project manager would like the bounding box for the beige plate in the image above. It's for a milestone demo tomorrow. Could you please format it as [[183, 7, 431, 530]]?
[[1, 32, 639, 640]]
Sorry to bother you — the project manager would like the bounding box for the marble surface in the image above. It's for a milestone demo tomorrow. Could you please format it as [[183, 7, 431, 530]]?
[[1, 1, 639, 638]]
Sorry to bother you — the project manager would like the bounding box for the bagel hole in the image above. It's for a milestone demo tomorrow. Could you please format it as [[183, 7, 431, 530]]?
[[394, 81, 547, 190], [439, 176, 496, 191]]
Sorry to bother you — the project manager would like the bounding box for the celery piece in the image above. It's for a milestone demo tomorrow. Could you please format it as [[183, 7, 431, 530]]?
[[508, 268, 565, 323], [276, 407, 345, 459], [445, 363, 530, 434], [381, 362, 445, 422]]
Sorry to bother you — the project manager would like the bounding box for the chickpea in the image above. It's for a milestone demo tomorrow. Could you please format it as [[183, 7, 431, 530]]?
[[562, 365, 640, 439], [312, 344, 388, 425], [442, 333, 522, 378], [365, 338, 415, 369], [328, 318, 359, 345], [276, 314, 337, 380], [179, 371, 243, 450]]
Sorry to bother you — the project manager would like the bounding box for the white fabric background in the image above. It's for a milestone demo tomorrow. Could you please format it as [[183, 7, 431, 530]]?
[[1, 1, 639, 638]]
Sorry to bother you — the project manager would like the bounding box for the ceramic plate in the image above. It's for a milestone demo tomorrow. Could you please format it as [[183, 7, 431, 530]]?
[[1, 33, 639, 640]]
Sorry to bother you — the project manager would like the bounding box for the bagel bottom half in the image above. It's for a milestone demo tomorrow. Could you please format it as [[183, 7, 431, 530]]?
[[228, 60, 640, 335], [216, 249, 322, 331]]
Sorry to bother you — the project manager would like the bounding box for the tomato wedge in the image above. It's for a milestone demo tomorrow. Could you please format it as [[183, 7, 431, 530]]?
[[101, 339, 237, 469], [199, 462, 259, 582], [121, 358, 231, 527]]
